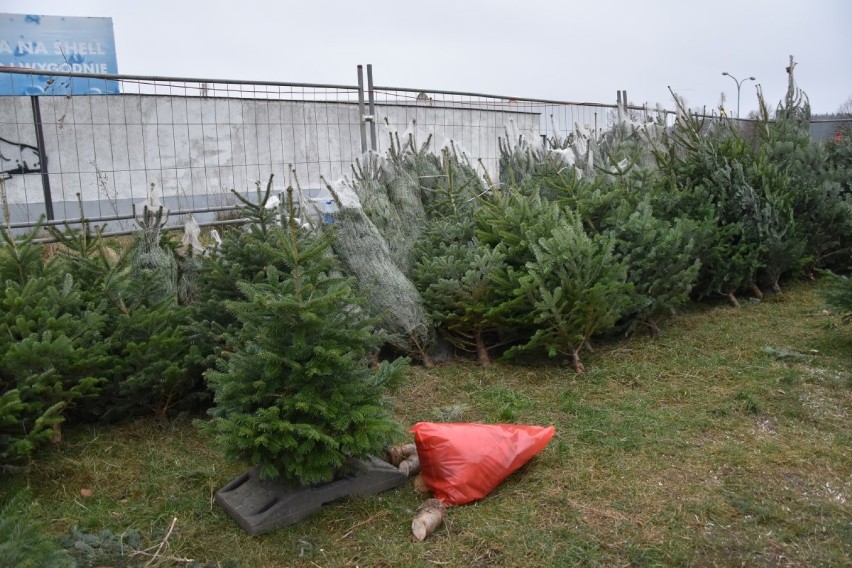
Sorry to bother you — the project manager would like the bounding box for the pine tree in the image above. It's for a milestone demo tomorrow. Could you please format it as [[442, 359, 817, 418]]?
[[202, 189, 407, 484]]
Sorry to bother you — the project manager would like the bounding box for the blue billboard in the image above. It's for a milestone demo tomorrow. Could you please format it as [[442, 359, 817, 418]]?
[[0, 13, 119, 95]]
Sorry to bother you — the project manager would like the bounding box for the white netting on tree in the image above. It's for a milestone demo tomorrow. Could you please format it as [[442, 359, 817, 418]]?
[[326, 173, 433, 362], [181, 214, 203, 254], [320, 121, 489, 364], [132, 191, 177, 305]]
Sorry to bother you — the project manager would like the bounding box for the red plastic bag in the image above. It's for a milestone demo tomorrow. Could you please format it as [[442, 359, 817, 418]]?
[[410, 422, 555, 506]]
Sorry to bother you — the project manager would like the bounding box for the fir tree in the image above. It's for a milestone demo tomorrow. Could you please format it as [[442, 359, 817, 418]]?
[[651, 110, 765, 306], [49, 206, 206, 422], [475, 188, 564, 341], [202, 189, 407, 484], [756, 98, 852, 274], [610, 199, 701, 335], [0, 490, 74, 567], [413, 237, 508, 366], [0, 223, 107, 464], [409, 143, 505, 365], [825, 127, 852, 195], [193, 176, 295, 366], [505, 210, 633, 372]]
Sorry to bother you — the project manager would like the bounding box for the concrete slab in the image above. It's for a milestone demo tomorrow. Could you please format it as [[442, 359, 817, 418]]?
[[216, 456, 406, 536]]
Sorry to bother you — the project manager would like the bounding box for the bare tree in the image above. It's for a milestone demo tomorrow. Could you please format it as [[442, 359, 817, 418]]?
[[838, 95, 852, 117]]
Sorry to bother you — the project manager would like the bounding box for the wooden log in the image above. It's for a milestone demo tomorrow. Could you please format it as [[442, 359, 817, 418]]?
[[398, 455, 420, 477], [411, 498, 446, 541], [386, 443, 417, 467], [413, 474, 429, 494]]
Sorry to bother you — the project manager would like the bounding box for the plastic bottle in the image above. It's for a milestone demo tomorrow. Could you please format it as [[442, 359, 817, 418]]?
[[322, 199, 335, 224]]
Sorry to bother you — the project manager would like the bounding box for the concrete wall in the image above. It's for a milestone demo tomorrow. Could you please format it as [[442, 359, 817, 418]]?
[[809, 119, 852, 143], [0, 93, 539, 227]]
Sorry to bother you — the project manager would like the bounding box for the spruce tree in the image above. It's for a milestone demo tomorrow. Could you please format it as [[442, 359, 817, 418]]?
[[202, 189, 407, 484]]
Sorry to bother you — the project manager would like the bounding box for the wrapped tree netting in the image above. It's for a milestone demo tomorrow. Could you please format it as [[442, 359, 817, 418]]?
[[346, 151, 425, 275], [327, 173, 434, 365], [324, 123, 489, 365], [131, 192, 177, 306]]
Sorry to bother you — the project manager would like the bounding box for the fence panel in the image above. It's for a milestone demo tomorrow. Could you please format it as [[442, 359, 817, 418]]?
[[1, 68, 364, 232], [5, 67, 770, 235]]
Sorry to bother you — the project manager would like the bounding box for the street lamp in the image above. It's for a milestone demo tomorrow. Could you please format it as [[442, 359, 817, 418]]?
[[722, 72, 756, 118]]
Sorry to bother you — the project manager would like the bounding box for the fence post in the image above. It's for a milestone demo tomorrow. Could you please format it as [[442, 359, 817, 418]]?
[[356, 65, 368, 154], [366, 64, 377, 151], [30, 96, 54, 220]]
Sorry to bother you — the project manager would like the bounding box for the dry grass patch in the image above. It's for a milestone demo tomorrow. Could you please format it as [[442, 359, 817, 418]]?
[[1, 282, 849, 566]]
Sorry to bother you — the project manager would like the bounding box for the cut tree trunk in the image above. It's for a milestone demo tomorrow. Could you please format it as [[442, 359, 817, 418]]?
[[413, 474, 429, 494], [386, 443, 417, 467], [411, 333, 435, 367], [420, 350, 435, 368], [399, 455, 420, 477], [648, 319, 661, 336], [727, 292, 741, 308], [411, 498, 447, 541], [50, 423, 62, 444], [571, 349, 586, 374], [475, 330, 491, 367]]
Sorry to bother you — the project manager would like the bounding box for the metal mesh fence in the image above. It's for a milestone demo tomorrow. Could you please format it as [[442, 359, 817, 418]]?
[[2, 66, 671, 234], [1, 68, 365, 232]]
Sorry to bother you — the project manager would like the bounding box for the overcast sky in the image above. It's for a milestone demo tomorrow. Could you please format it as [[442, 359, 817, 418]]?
[[4, 0, 851, 115]]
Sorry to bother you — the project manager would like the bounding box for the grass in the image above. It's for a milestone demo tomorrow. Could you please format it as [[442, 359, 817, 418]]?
[[2, 282, 850, 567]]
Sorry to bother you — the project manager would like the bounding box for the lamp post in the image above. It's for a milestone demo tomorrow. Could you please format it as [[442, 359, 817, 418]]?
[[722, 72, 756, 118]]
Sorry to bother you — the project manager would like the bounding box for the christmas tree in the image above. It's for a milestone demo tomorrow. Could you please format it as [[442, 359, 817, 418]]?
[[610, 199, 701, 335], [819, 271, 852, 322], [413, 237, 508, 366], [202, 188, 407, 484], [49, 202, 206, 422], [0, 222, 106, 464], [505, 209, 633, 372]]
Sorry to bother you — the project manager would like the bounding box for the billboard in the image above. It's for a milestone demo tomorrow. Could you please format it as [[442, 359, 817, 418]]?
[[0, 13, 119, 95]]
